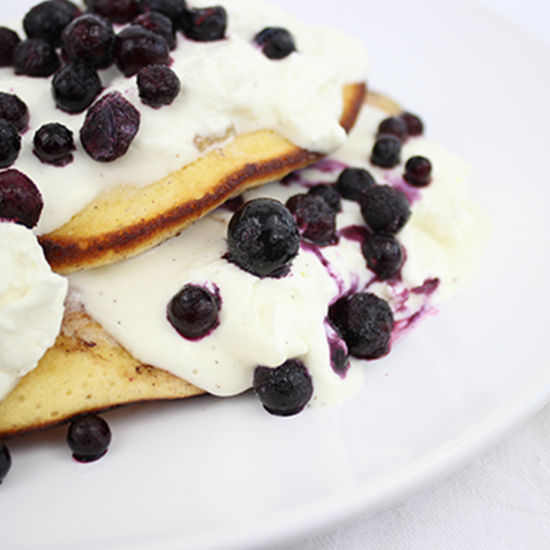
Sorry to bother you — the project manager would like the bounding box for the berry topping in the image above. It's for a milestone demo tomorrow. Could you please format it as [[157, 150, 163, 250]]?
[[0, 93, 29, 133], [179, 6, 227, 42], [0, 169, 43, 228], [13, 38, 60, 77], [134, 11, 176, 49], [370, 135, 402, 168], [400, 112, 424, 136], [84, 0, 143, 24], [137, 64, 180, 107], [377, 116, 408, 141], [227, 198, 299, 278], [115, 25, 170, 77], [0, 27, 21, 67], [52, 59, 103, 113], [167, 284, 221, 340], [23, 0, 79, 47], [327, 323, 349, 376], [80, 91, 140, 162], [335, 167, 375, 202], [0, 120, 21, 169], [253, 359, 313, 416], [61, 14, 115, 69], [0, 442, 11, 484], [33, 123, 75, 166], [329, 293, 394, 359], [255, 27, 296, 60], [67, 414, 112, 462], [404, 155, 432, 187], [307, 184, 341, 212], [285, 193, 337, 245], [142, 0, 186, 22], [361, 233, 404, 280], [360, 185, 410, 234]]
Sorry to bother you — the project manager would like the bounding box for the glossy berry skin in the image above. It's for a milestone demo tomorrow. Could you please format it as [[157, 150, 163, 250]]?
[[361, 185, 410, 234], [137, 64, 180, 107], [0, 442, 11, 484], [0, 27, 21, 67], [52, 60, 103, 114], [142, 0, 186, 22], [404, 155, 432, 187], [227, 198, 300, 278], [33, 123, 75, 166], [335, 167, 375, 202], [80, 91, 140, 162], [286, 193, 337, 246], [400, 112, 424, 136], [13, 38, 60, 77], [23, 0, 79, 47], [134, 11, 176, 49], [115, 25, 170, 77], [0, 169, 43, 228], [362, 233, 404, 280], [85, 0, 143, 24], [307, 184, 341, 212], [377, 116, 408, 141], [370, 135, 402, 168], [0, 120, 21, 169], [329, 293, 394, 359], [179, 6, 227, 42], [167, 284, 220, 340], [61, 14, 115, 69], [255, 27, 296, 60], [67, 414, 112, 462], [253, 359, 313, 416], [0, 93, 29, 133]]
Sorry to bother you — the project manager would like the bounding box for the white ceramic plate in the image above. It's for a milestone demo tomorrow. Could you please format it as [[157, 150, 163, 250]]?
[[2, 1, 550, 549]]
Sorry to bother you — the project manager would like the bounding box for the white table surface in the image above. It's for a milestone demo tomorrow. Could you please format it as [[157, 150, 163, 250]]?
[[270, 1, 550, 549]]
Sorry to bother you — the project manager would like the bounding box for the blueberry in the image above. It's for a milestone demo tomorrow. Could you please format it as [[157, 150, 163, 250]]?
[[307, 184, 341, 212], [0, 442, 11, 484], [335, 167, 375, 202], [400, 112, 424, 136], [253, 359, 313, 416], [0, 120, 21, 169], [61, 14, 115, 69], [142, 0, 186, 22], [404, 155, 432, 187], [227, 198, 299, 278], [167, 284, 220, 340], [67, 414, 112, 462], [362, 233, 403, 280], [13, 38, 60, 77], [52, 59, 103, 114], [84, 0, 143, 24], [33, 123, 75, 166], [0, 169, 43, 228], [0, 27, 21, 67], [23, 0, 79, 47], [360, 185, 410, 234], [377, 116, 408, 141], [179, 6, 227, 42], [329, 293, 394, 359], [80, 91, 140, 162], [0, 93, 29, 133], [255, 27, 296, 60], [115, 25, 170, 77], [327, 323, 349, 376], [286, 193, 337, 246], [371, 135, 402, 168], [134, 11, 176, 49], [137, 64, 180, 108]]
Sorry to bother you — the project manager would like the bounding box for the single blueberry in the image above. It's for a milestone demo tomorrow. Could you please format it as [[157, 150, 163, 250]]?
[[179, 6, 227, 42], [400, 112, 424, 136], [33, 123, 75, 166], [13, 38, 60, 77], [142, 0, 187, 22], [0, 120, 21, 169], [307, 184, 341, 212], [335, 167, 375, 202], [362, 233, 404, 280], [404, 155, 432, 187], [137, 64, 180, 107], [134, 11, 176, 49], [255, 27, 296, 60], [371, 135, 402, 168], [67, 414, 112, 462], [0, 93, 29, 133], [0, 169, 43, 228], [360, 185, 410, 234], [23, 0, 79, 47], [285, 193, 337, 246], [377, 116, 409, 141], [84, 0, 143, 24], [0, 27, 21, 67]]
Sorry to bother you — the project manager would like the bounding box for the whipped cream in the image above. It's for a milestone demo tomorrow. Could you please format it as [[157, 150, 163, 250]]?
[[69, 103, 489, 408], [0, 222, 68, 401], [3, 0, 368, 235]]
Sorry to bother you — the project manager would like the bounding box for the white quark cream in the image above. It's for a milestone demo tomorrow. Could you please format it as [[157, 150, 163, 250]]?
[[69, 104, 490, 408], [3, 0, 368, 234], [0, 222, 68, 401]]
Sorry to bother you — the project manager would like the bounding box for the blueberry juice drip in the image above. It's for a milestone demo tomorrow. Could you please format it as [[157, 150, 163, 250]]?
[[301, 241, 346, 297], [308, 158, 348, 174]]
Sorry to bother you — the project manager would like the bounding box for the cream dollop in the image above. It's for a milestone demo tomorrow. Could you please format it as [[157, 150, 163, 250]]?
[[0, 223, 68, 401]]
